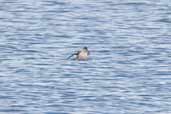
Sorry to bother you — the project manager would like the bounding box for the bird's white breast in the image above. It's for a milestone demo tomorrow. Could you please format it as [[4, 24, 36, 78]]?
[[77, 51, 88, 60]]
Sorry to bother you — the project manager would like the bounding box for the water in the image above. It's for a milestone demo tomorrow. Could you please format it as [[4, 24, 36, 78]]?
[[0, 0, 171, 114]]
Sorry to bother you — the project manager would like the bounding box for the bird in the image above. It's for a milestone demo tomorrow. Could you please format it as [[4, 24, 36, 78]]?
[[67, 47, 89, 60]]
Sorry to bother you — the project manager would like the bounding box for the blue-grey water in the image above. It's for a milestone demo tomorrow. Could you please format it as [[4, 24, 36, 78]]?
[[0, 0, 171, 114]]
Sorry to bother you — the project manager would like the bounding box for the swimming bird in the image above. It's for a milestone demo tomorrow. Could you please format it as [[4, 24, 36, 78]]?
[[67, 47, 89, 60]]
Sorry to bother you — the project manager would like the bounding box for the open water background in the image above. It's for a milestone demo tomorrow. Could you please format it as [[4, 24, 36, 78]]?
[[0, 0, 171, 114]]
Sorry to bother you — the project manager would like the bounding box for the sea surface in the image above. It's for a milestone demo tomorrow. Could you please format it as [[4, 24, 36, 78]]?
[[0, 0, 171, 114]]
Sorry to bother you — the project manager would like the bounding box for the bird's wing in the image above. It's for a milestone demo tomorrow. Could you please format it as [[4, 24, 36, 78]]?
[[67, 51, 79, 59]]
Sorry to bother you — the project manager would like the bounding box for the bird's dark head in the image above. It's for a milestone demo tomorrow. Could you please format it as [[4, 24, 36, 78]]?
[[83, 46, 88, 50]]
